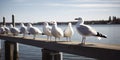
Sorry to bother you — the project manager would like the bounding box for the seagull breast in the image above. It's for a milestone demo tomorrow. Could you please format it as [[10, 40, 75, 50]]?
[[10, 27, 20, 35], [51, 23, 63, 38], [29, 27, 42, 34], [4, 26, 10, 33], [20, 24, 28, 34], [27, 23, 42, 35], [64, 23, 74, 37], [0, 26, 5, 34], [43, 22, 52, 36], [20, 27, 28, 33]]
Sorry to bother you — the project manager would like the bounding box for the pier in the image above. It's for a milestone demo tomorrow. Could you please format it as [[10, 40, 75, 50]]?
[[0, 34, 120, 60]]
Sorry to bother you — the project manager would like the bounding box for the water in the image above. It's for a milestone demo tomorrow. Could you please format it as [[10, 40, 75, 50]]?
[[0, 24, 120, 60]]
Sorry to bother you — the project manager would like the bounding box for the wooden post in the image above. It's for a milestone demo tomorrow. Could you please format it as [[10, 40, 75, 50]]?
[[1, 17, 6, 60], [4, 41, 19, 60], [12, 14, 19, 60], [13, 43, 19, 60], [3, 17, 5, 26], [12, 14, 15, 27], [42, 49, 63, 60], [5, 41, 14, 60], [3, 15, 19, 60], [1, 40, 5, 60]]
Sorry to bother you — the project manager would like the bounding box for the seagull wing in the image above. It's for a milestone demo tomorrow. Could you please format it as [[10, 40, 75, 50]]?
[[46, 26, 52, 35], [34, 27, 42, 34], [56, 27, 64, 37], [77, 25, 97, 36], [64, 26, 72, 37], [20, 26, 28, 33], [10, 27, 20, 34]]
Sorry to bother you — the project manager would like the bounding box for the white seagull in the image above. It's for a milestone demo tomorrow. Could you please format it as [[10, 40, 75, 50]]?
[[0, 25, 5, 34], [20, 23, 28, 38], [51, 21, 64, 41], [3, 25, 10, 34], [64, 23, 74, 41], [27, 23, 42, 39], [75, 17, 107, 45], [10, 24, 20, 36], [43, 22, 52, 40]]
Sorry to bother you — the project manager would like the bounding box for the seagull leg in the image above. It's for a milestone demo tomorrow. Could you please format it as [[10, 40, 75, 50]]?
[[81, 37, 84, 44], [23, 33, 25, 38], [59, 38, 60, 41], [67, 37, 69, 41], [33, 34, 36, 39], [50, 36, 52, 41], [23, 34, 24, 38], [81, 36, 86, 45], [83, 37, 86, 44], [48, 36, 50, 40], [55, 37, 56, 41], [66, 37, 68, 41], [47, 36, 49, 40], [69, 37, 71, 42]]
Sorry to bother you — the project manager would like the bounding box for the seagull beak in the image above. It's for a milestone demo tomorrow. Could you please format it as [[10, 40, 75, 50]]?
[[75, 17, 82, 20]]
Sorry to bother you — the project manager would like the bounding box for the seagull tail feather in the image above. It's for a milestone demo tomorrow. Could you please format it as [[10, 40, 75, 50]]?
[[95, 32, 107, 38]]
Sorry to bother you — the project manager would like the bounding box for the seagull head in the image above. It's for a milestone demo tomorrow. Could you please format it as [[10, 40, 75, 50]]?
[[68, 22, 72, 26], [43, 22, 48, 26], [27, 23, 32, 27], [75, 17, 82, 21], [20, 23, 24, 26], [51, 21, 57, 25], [75, 17, 84, 24], [10, 24, 13, 28]]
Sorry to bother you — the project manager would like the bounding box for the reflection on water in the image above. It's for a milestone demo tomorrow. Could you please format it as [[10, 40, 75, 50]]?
[[0, 25, 120, 60]]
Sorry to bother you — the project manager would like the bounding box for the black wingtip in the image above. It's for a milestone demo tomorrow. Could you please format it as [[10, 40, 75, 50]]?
[[42, 33, 45, 35], [102, 35, 107, 38], [96, 32, 107, 38]]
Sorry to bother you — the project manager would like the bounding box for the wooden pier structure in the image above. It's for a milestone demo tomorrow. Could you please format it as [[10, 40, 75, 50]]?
[[0, 35, 120, 60]]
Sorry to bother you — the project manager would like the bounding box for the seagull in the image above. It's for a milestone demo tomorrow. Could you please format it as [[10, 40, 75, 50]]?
[[20, 23, 28, 38], [43, 22, 52, 40], [27, 23, 42, 39], [3, 25, 10, 34], [0, 25, 5, 34], [10, 24, 20, 36], [75, 17, 107, 45], [51, 21, 64, 41], [64, 23, 74, 41]]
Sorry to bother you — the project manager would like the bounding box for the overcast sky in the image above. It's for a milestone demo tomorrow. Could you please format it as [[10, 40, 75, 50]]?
[[0, 0, 120, 22]]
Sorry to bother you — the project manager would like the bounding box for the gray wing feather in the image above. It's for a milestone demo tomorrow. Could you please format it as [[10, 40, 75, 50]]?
[[77, 25, 97, 36]]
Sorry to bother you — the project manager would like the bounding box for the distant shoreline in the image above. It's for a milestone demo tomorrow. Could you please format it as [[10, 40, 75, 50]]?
[[0, 21, 120, 26], [0, 16, 120, 25]]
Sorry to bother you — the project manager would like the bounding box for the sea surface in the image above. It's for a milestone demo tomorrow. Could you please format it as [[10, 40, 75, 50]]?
[[0, 24, 120, 60]]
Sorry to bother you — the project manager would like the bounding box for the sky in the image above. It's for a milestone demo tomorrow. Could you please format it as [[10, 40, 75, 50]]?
[[0, 0, 120, 23]]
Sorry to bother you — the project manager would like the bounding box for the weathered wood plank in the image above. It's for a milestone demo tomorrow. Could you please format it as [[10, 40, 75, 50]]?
[[0, 35, 120, 60]]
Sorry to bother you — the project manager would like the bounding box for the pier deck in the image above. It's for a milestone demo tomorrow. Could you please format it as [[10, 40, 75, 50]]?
[[0, 34, 120, 60]]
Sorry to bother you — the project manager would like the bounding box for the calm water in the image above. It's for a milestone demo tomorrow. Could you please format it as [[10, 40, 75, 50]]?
[[0, 24, 120, 60]]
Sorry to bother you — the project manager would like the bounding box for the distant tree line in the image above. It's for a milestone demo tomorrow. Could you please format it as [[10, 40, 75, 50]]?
[[84, 16, 120, 24], [109, 16, 120, 24], [0, 16, 120, 25]]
